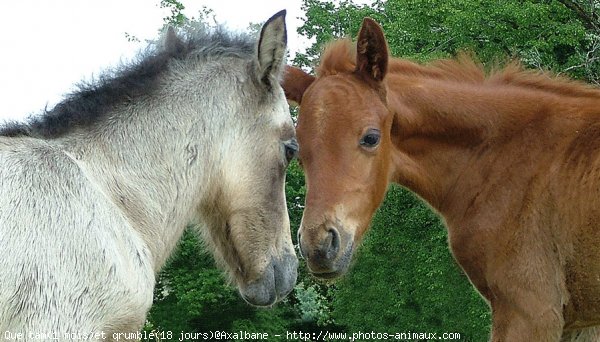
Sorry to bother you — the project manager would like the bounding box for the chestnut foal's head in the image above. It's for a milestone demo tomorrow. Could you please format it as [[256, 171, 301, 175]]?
[[282, 18, 393, 278]]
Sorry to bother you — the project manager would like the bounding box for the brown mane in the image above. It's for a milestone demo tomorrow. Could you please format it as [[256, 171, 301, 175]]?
[[316, 38, 357, 77], [317, 38, 600, 98]]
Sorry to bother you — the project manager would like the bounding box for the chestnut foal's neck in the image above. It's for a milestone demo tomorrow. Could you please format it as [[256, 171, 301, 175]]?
[[386, 74, 554, 220]]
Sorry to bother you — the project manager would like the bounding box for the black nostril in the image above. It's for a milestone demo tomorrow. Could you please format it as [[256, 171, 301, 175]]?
[[324, 227, 340, 260], [300, 225, 343, 271]]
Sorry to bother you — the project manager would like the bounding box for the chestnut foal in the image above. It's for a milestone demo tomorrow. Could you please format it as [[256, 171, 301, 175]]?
[[283, 18, 600, 341]]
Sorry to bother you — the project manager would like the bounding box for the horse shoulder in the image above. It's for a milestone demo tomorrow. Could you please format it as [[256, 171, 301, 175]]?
[[0, 139, 153, 331], [443, 149, 568, 302], [555, 113, 600, 326]]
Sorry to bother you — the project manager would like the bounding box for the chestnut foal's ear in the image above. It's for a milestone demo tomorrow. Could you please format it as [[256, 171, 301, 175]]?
[[281, 65, 315, 105], [355, 18, 388, 83]]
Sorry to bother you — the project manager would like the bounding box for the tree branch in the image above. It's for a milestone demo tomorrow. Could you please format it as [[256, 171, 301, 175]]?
[[557, 0, 600, 32]]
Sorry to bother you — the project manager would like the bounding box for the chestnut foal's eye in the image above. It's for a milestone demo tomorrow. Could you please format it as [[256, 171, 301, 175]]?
[[359, 129, 381, 149], [284, 138, 299, 163]]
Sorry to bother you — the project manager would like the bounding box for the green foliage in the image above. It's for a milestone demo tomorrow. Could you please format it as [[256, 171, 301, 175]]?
[[377, 0, 592, 74], [285, 159, 305, 235], [159, 0, 215, 32], [160, 0, 187, 27], [145, 231, 236, 332], [294, 282, 332, 325]]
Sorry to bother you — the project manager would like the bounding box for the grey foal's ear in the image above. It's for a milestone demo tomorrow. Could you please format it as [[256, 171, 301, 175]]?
[[164, 26, 184, 56], [256, 10, 287, 87]]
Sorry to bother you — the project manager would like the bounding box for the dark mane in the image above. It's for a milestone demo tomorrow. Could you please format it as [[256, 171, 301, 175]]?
[[317, 38, 600, 98], [1, 26, 255, 138]]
